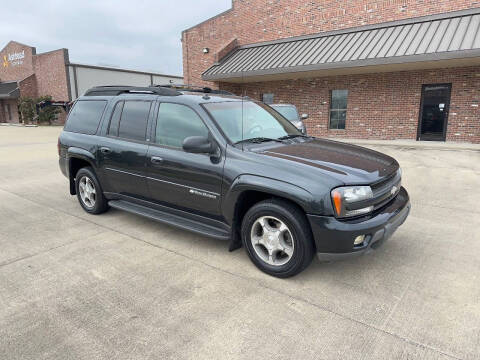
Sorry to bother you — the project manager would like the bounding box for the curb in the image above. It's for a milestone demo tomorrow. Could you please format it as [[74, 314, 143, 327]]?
[[0, 123, 38, 128], [331, 138, 480, 152]]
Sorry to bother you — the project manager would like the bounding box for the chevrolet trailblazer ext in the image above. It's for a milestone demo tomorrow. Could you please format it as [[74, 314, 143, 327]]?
[[58, 85, 410, 277]]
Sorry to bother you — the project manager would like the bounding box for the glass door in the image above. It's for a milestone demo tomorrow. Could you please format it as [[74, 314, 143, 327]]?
[[418, 84, 451, 141]]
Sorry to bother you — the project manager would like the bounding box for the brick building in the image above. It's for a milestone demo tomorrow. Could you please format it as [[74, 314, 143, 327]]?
[[182, 1, 480, 143], [0, 41, 182, 124]]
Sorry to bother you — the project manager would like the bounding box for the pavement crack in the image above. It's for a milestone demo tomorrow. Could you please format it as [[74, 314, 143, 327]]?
[[0, 234, 104, 269], [0, 187, 465, 360]]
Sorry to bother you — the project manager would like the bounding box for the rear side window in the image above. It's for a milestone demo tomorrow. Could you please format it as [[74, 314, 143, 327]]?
[[64, 100, 107, 135], [116, 101, 151, 141]]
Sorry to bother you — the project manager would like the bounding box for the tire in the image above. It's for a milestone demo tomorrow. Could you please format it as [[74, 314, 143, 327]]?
[[75, 167, 109, 214], [241, 198, 314, 278]]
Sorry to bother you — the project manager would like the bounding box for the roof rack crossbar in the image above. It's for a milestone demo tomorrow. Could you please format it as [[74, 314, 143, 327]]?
[[155, 84, 235, 96], [83, 86, 181, 97]]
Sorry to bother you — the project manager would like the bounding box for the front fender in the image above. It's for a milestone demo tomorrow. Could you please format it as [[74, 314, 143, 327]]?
[[223, 174, 318, 224]]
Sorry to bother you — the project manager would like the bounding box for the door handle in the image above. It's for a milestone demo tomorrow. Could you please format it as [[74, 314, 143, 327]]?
[[100, 147, 111, 154], [150, 156, 164, 165]]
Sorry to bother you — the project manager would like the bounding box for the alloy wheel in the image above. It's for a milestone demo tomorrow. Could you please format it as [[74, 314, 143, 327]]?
[[250, 216, 294, 266], [78, 176, 96, 209]]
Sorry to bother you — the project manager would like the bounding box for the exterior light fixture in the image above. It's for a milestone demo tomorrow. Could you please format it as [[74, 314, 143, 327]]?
[[203, 48, 209, 54]]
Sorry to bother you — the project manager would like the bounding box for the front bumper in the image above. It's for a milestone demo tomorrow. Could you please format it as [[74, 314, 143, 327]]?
[[307, 187, 410, 261]]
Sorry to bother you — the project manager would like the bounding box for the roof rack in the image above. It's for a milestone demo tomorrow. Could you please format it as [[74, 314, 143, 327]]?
[[155, 84, 235, 96], [84, 86, 181, 97]]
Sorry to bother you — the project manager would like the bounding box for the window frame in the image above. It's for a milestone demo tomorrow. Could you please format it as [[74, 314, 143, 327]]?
[[151, 101, 213, 152], [107, 100, 124, 137], [105, 99, 153, 144], [329, 89, 348, 130]]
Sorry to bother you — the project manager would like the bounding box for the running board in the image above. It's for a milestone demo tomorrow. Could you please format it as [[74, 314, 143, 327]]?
[[108, 200, 230, 240]]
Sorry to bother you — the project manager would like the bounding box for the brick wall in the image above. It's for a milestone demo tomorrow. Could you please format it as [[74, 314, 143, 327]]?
[[183, 0, 480, 86], [220, 65, 480, 143], [0, 41, 69, 100], [18, 74, 37, 98], [183, 1, 480, 143], [0, 42, 35, 83], [0, 41, 69, 123], [33, 49, 69, 101]]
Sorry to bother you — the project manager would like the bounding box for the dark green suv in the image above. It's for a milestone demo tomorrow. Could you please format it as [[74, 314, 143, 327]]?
[[58, 86, 410, 277]]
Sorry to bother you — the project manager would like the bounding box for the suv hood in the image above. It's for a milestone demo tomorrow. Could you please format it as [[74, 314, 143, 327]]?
[[257, 138, 399, 185]]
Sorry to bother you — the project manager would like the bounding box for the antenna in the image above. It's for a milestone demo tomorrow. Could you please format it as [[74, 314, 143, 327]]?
[[241, 67, 245, 151]]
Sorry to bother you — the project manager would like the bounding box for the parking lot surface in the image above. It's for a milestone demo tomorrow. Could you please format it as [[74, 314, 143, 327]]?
[[0, 126, 479, 360]]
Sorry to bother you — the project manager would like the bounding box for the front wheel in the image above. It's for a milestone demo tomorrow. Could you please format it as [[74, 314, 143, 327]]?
[[75, 167, 109, 214], [241, 199, 314, 278]]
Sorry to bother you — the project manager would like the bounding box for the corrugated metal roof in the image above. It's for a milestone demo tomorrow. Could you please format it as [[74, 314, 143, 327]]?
[[203, 8, 480, 81]]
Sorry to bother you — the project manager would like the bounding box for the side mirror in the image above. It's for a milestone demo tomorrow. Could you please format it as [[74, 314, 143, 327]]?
[[301, 113, 309, 120], [182, 136, 216, 154]]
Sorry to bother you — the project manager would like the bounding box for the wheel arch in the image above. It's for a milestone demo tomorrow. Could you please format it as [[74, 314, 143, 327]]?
[[224, 175, 315, 251], [67, 147, 96, 195]]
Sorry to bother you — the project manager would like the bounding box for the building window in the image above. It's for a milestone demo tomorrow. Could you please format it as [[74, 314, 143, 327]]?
[[329, 90, 348, 129], [262, 93, 274, 104]]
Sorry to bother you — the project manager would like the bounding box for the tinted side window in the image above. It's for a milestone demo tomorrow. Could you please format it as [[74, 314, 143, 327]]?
[[64, 100, 107, 135], [155, 103, 209, 148], [117, 101, 151, 141], [108, 101, 124, 137]]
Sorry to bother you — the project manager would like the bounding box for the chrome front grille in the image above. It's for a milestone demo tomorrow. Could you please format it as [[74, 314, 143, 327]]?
[[370, 170, 401, 210]]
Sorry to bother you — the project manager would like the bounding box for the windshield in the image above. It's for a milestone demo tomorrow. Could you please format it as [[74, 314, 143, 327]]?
[[270, 105, 299, 121], [203, 101, 300, 144]]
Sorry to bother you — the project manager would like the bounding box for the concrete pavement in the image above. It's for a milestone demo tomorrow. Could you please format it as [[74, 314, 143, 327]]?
[[333, 137, 480, 151], [0, 126, 479, 360]]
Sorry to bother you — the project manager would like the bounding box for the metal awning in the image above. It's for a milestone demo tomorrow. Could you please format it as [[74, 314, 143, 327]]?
[[0, 81, 20, 99], [203, 8, 480, 82]]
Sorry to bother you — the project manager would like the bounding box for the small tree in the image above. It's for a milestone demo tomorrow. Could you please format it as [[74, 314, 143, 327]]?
[[18, 97, 36, 124], [36, 95, 61, 125]]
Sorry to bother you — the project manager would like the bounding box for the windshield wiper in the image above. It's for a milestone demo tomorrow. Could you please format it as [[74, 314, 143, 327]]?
[[278, 134, 311, 140], [235, 137, 285, 145]]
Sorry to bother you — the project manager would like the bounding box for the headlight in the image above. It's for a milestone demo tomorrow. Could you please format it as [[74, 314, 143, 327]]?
[[331, 186, 374, 218]]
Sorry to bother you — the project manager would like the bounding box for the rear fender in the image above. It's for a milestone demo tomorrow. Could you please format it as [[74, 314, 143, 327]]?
[[67, 147, 96, 195]]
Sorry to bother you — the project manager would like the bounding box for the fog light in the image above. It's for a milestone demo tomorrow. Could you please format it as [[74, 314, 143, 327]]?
[[354, 235, 365, 246]]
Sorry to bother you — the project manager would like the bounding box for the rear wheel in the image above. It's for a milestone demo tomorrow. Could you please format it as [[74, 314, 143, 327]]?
[[241, 199, 314, 278], [75, 167, 108, 214]]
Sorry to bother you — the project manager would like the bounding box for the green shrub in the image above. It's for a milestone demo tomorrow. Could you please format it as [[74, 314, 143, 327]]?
[[18, 95, 61, 125], [18, 97, 36, 124], [36, 95, 61, 125]]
